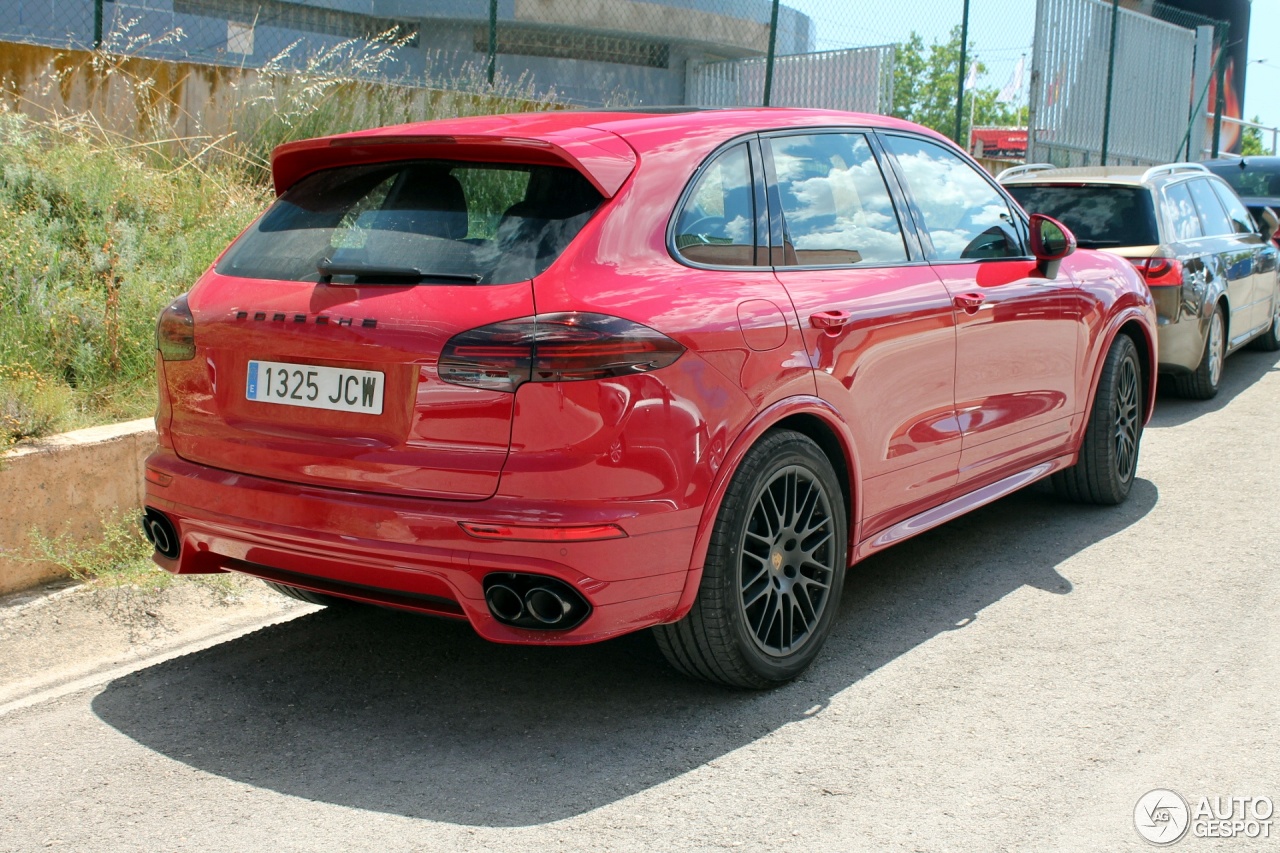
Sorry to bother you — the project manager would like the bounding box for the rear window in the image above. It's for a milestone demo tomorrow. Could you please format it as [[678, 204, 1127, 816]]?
[[217, 161, 602, 285], [1006, 184, 1158, 248]]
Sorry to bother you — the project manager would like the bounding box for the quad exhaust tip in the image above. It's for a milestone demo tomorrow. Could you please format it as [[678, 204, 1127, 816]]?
[[141, 508, 180, 560], [483, 574, 589, 630]]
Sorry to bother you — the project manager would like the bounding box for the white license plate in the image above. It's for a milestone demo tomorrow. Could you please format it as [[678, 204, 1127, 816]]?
[[246, 360, 384, 415]]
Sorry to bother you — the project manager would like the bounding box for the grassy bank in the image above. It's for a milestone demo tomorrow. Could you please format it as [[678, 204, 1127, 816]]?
[[0, 33, 560, 450]]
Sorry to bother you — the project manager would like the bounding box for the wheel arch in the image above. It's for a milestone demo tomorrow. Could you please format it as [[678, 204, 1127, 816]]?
[[666, 396, 861, 623], [1080, 310, 1157, 445]]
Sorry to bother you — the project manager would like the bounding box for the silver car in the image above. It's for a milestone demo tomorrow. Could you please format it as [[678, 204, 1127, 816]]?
[[1001, 163, 1280, 399]]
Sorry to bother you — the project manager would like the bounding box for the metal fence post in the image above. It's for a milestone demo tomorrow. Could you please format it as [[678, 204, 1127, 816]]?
[[487, 0, 498, 86], [953, 0, 970, 145], [1100, 0, 1119, 165], [763, 0, 780, 106], [1210, 42, 1227, 158], [93, 0, 104, 49]]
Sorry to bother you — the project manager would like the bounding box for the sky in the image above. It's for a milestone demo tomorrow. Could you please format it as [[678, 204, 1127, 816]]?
[[1245, 0, 1280, 140], [784, 0, 1280, 145]]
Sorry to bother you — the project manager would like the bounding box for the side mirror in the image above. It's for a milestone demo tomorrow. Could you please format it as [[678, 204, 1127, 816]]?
[[1029, 213, 1076, 278]]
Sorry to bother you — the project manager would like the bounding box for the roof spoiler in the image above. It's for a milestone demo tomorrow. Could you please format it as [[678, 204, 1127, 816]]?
[[271, 127, 638, 199]]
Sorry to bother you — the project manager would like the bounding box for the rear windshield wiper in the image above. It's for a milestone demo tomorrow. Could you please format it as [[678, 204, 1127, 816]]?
[[317, 259, 482, 284]]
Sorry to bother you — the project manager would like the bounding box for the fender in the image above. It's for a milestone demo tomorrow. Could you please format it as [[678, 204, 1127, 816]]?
[[665, 395, 862, 623], [1074, 302, 1158, 453]]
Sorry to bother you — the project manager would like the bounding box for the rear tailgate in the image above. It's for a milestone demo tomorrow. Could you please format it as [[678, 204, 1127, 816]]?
[[164, 131, 634, 500]]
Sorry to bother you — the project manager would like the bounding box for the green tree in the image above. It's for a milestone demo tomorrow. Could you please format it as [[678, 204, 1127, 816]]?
[[1241, 116, 1265, 156], [892, 28, 1020, 145]]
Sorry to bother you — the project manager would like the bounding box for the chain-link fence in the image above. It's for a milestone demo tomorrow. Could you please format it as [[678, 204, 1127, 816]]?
[[0, 0, 1242, 164]]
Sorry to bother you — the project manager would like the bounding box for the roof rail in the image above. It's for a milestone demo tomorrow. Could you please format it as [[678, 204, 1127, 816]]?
[[1140, 162, 1210, 182], [996, 163, 1056, 181]]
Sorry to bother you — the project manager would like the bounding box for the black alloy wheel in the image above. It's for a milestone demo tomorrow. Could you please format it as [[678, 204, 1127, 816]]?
[[654, 430, 847, 689], [1052, 334, 1143, 505]]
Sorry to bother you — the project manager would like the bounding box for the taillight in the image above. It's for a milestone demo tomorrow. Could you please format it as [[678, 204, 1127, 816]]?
[[1126, 257, 1184, 287], [439, 312, 685, 392], [156, 294, 196, 361]]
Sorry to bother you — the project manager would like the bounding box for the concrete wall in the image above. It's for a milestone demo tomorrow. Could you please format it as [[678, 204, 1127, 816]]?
[[0, 419, 155, 596]]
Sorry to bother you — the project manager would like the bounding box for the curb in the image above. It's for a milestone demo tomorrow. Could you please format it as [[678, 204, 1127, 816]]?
[[0, 418, 156, 595]]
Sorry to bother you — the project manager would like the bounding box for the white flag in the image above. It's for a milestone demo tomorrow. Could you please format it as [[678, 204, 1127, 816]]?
[[998, 55, 1026, 103], [964, 61, 979, 90]]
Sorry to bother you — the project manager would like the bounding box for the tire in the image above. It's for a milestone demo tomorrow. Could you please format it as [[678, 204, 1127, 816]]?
[[1251, 294, 1280, 352], [1052, 334, 1143, 506], [654, 430, 847, 689], [1174, 304, 1225, 399], [263, 580, 351, 607]]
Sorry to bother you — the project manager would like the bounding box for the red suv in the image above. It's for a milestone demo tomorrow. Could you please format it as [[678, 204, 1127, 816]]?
[[144, 109, 1156, 688]]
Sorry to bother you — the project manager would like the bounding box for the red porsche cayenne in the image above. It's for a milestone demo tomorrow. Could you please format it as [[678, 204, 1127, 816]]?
[[144, 108, 1156, 688]]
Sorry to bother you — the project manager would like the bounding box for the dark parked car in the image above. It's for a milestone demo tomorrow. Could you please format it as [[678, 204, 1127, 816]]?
[[1202, 155, 1280, 231], [1002, 162, 1280, 399], [144, 109, 1157, 688]]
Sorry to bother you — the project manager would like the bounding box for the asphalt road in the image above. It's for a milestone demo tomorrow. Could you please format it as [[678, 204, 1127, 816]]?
[[2, 348, 1278, 852]]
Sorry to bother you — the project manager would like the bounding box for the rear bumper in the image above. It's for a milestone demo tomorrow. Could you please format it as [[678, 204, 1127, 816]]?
[[1155, 314, 1208, 373], [144, 448, 695, 645]]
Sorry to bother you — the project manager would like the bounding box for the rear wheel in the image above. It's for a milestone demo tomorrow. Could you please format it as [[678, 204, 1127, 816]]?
[[1053, 334, 1142, 505], [1252, 295, 1280, 352], [1174, 305, 1225, 399], [654, 430, 847, 689], [263, 580, 351, 607]]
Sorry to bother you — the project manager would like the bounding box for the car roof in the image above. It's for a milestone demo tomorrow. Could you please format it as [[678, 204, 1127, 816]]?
[[999, 162, 1219, 188], [1202, 155, 1280, 172], [271, 108, 949, 196]]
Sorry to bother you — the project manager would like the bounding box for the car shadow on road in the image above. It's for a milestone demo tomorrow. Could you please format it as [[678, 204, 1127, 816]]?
[[92, 479, 1158, 828], [1149, 348, 1280, 429]]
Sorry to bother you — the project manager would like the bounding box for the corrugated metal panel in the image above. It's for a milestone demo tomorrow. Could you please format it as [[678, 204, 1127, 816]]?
[[1028, 0, 1195, 166], [686, 44, 894, 113]]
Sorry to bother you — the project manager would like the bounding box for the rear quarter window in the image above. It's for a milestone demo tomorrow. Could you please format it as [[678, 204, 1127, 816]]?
[[217, 161, 602, 285], [1005, 184, 1158, 248]]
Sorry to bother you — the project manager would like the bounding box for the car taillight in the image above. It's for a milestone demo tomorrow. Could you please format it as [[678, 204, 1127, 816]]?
[[1126, 257, 1184, 287], [156, 293, 196, 361], [439, 312, 685, 392]]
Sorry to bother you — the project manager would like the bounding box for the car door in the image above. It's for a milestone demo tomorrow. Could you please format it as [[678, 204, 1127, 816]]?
[[1185, 177, 1256, 347], [1211, 176, 1279, 335], [878, 132, 1080, 491], [762, 130, 961, 538]]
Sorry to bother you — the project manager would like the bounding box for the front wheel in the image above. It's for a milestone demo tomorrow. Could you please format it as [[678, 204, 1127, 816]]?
[[1052, 334, 1143, 505], [654, 430, 847, 689]]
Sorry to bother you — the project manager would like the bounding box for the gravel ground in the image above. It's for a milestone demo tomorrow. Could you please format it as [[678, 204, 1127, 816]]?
[[1, 348, 1277, 853]]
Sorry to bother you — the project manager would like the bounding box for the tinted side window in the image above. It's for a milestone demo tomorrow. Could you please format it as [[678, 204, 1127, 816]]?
[[673, 144, 757, 267], [882, 134, 1021, 261], [1186, 179, 1234, 237], [769, 132, 907, 266], [1162, 182, 1203, 241], [1209, 179, 1257, 235]]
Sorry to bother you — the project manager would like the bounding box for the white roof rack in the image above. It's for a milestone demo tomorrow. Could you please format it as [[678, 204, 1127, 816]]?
[[1140, 163, 1210, 182], [996, 163, 1056, 181]]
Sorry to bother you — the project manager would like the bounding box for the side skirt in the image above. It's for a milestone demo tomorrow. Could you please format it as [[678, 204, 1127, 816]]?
[[852, 454, 1074, 562]]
